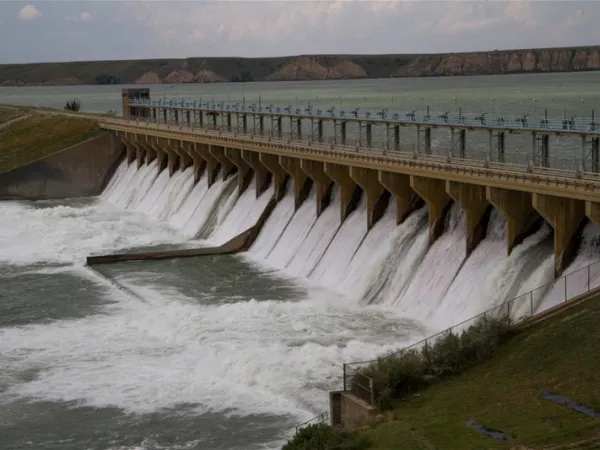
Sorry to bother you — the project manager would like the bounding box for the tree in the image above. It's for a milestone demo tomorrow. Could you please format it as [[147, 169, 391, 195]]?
[[64, 99, 81, 112], [93, 74, 120, 85]]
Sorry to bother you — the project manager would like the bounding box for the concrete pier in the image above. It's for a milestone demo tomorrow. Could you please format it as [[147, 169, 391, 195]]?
[[280, 156, 312, 209], [378, 171, 422, 225], [446, 181, 491, 257], [324, 163, 362, 222], [410, 176, 452, 246], [532, 193, 585, 277], [486, 187, 541, 255], [225, 148, 253, 195], [349, 167, 389, 230], [300, 159, 333, 217]]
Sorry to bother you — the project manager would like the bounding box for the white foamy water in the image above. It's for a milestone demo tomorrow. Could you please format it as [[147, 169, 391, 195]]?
[[286, 187, 342, 277], [0, 200, 184, 266], [535, 222, 600, 313], [250, 182, 296, 260], [207, 177, 274, 246], [0, 276, 418, 420], [393, 204, 466, 327]]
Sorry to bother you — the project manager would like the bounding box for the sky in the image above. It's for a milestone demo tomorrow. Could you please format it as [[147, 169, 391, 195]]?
[[0, 0, 599, 64]]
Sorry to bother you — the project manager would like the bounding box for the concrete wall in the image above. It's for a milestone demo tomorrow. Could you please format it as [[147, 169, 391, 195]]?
[[0, 132, 124, 200], [329, 391, 376, 428]]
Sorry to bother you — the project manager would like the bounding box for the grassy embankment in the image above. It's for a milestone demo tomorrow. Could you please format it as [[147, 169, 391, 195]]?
[[0, 108, 101, 173], [289, 293, 600, 450], [355, 294, 600, 449]]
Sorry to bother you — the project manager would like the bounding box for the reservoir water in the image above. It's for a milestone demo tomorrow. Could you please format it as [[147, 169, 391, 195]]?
[[2, 73, 600, 449]]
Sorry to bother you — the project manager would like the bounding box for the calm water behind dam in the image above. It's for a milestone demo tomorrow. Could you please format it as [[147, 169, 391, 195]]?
[[2, 73, 600, 450]]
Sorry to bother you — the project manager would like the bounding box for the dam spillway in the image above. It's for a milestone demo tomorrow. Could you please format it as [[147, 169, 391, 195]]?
[[101, 157, 600, 330]]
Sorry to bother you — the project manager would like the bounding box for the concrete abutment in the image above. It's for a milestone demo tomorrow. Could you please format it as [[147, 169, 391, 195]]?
[[446, 181, 491, 257], [410, 176, 452, 246], [378, 171, 423, 225], [532, 193, 586, 277], [279, 156, 313, 209], [300, 159, 333, 218], [324, 163, 362, 222], [349, 167, 390, 229], [486, 187, 541, 255]]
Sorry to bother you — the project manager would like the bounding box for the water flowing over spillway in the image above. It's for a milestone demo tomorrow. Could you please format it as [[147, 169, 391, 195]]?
[[3, 158, 600, 450], [101, 158, 600, 325]]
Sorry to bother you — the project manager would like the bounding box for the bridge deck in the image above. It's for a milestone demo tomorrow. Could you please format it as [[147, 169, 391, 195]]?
[[129, 98, 600, 137], [100, 118, 600, 203]]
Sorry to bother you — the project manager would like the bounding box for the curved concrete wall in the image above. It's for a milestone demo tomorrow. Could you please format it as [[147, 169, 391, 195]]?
[[0, 133, 125, 200]]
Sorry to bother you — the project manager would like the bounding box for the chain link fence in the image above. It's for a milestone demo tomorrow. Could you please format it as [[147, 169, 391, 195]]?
[[343, 259, 600, 407]]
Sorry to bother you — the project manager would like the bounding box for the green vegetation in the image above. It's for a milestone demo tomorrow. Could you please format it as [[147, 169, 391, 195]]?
[[64, 99, 81, 112], [231, 71, 255, 82], [360, 316, 512, 411], [93, 74, 120, 85], [0, 113, 101, 173], [287, 294, 600, 449], [282, 424, 370, 450]]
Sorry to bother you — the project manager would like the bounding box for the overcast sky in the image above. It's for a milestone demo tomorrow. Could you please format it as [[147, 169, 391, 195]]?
[[0, 1, 598, 64]]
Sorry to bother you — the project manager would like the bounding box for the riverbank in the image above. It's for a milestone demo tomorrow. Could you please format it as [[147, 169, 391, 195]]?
[[1, 45, 600, 86], [286, 291, 600, 449]]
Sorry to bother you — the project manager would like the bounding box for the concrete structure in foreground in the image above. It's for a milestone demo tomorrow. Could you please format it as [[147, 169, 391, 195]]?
[[98, 90, 600, 277]]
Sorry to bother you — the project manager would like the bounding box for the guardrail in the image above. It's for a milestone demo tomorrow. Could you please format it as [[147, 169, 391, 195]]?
[[295, 411, 329, 433], [343, 259, 600, 407], [99, 118, 600, 187], [129, 98, 600, 135]]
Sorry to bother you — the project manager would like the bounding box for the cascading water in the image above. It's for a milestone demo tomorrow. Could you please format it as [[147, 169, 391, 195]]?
[[101, 160, 600, 331], [391, 204, 467, 327], [5, 156, 600, 450]]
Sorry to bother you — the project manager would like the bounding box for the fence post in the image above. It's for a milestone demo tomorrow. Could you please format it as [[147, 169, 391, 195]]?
[[369, 378, 375, 407], [483, 312, 487, 328], [530, 291, 534, 317], [343, 364, 347, 391], [506, 300, 510, 323], [588, 264, 591, 292], [564, 274, 568, 303]]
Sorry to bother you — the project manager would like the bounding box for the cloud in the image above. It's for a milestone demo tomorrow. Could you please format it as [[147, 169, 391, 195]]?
[[2, 1, 600, 63], [18, 5, 42, 21], [66, 12, 93, 22]]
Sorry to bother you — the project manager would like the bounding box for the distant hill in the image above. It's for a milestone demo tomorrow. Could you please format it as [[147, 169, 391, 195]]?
[[1, 45, 600, 86]]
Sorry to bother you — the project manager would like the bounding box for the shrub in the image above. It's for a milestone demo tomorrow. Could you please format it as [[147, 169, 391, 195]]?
[[282, 424, 371, 450], [64, 99, 81, 112], [354, 315, 513, 410]]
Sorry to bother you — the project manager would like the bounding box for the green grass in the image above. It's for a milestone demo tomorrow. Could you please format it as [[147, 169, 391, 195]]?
[[340, 294, 600, 450], [0, 114, 101, 173]]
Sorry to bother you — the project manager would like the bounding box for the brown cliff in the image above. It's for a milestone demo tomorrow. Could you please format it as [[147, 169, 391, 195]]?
[[1, 45, 600, 86]]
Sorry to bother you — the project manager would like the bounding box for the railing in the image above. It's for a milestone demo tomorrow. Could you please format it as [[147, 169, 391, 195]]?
[[129, 98, 600, 135], [99, 117, 600, 184], [295, 411, 329, 433], [343, 259, 600, 407]]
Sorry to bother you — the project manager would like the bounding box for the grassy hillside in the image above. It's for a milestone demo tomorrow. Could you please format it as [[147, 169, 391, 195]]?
[[288, 292, 600, 449], [2, 45, 600, 86], [0, 111, 101, 173]]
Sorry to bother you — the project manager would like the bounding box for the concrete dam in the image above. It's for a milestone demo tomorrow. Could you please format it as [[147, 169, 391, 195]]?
[[3, 89, 600, 440], [82, 88, 600, 330]]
